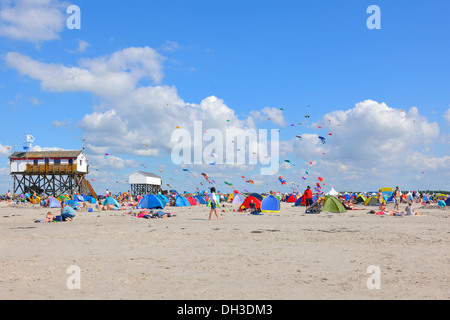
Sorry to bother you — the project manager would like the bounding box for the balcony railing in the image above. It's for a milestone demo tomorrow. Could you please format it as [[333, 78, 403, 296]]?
[[25, 164, 88, 174]]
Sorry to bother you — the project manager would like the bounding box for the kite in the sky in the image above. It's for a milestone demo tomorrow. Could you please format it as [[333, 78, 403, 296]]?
[[318, 136, 326, 144], [305, 115, 310, 118], [201, 173, 212, 184], [318, 177, 324, 183], [284, 160, 295, 166], [278, 176, 287, 185], [302, 176, 306, 180], [296, 135, 303, 141], [158, 169, 163, 173], [182, 168, 195, 177]]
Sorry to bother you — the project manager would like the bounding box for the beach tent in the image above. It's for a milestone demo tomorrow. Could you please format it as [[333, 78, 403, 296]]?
[[437, 200, 446, 207], [261, 195, 280, 213], [231, 193, 245, 205], [355, 195, 366, 204], [248, 193, 263, 201], [29, 196, 41, 204], [434, 194, 448, 201], [85, 195, 97, 204], [137, 194, 164, 209], [48, 196, 61, 208], [364, 196, 379, 206], [194, 195, 207, 205], [238, 196, 261, 212], [186, 196, 198, 206], [103, 197, 120, 207], [65, 199, 80, 209], [285, 194, 297, 203], [294, 196, 305, 206], [445, 197, 450, 206], [74, 195, 85, 202], [343, 194, 350, 201], [157, 194, 168, 206], [326, 188, 339, 196], [57, 195, 69, 202], [174, 195, 190, 207], [322, 196, 346, 213]]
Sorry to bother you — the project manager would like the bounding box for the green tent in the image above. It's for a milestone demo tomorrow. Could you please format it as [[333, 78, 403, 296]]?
[[322, 196, 346, 213]]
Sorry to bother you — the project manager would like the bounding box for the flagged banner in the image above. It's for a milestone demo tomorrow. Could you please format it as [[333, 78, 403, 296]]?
[[26, 134, 35, 143]]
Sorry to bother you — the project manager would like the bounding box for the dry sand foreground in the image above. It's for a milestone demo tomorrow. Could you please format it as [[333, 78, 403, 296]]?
[[0, 201, 449, 300]]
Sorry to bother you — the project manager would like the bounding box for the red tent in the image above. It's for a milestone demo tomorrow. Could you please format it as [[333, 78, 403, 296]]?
[[286, 194, 297, 203], [238, 196, 261, 212], [186, 196, 197, 206]]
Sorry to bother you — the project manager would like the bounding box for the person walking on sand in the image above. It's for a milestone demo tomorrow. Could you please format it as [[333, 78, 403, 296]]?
[[303, 186, 313, 212], [393, 186, 401, 210], [208, 187, 221, 220], [377, 189, 384, 210]]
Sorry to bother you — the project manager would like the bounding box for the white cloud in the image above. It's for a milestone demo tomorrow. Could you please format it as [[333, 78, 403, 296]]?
[[0, 0, 66, 43], [51, 119, 72, 128], [5, 47, 166, 97], [444, 106, 450, 125], [249, 107, 286, 127], [0, 144, 12, 156]]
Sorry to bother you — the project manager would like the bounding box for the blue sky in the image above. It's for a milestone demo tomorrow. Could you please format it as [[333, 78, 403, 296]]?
[[1, 0, 449, 194]]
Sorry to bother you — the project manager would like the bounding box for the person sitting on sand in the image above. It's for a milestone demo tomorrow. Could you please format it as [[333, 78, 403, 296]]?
[[405, 202, 419, 216], [61, 204, 76, 221], [249, 199, 259, 214]]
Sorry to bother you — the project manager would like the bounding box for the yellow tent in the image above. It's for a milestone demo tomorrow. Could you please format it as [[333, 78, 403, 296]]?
[[29, 196, 41, 204]]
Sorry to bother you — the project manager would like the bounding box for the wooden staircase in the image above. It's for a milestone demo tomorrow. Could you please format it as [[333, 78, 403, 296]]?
[[83, 179, 98, 199]]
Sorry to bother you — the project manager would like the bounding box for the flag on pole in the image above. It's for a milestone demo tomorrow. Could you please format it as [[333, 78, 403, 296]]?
[[26, 135, 35, 143]]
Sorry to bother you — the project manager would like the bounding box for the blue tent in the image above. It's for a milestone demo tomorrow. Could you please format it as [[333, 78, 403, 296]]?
[[261, 195, 280, 213], [48, 196, 61, 208], [437, 200, 446, 207], [174, 195, 190, 207], [85, 195, 97, 204], [158, 194, 169, 205], [103, 197, 120, 207], [294, 196, 303, 207], [137, 194, 164, 209], [75, 195, 85, 202], [194, 195, 206, 205], [66, 199, 80, 209], [445, 197, 450, 206]]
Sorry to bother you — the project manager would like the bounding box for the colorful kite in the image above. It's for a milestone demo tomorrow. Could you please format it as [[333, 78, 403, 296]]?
[[182, 168, 195, 177], [318, 136, 326, 144], [284, 160, 295, 166], [201, 173, 212, 184], [278, 176, 287, 185]]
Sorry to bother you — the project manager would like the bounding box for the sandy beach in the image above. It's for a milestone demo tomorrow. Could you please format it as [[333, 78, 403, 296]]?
[[0, 201, 448, 300]]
